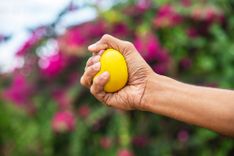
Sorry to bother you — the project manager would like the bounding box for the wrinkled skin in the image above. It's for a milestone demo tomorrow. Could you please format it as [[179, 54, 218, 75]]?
[[80, 35, 234, 137], [80, 34, 154, 110]]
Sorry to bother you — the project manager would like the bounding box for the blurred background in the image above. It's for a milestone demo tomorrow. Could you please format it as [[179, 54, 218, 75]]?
[[0, 0, 234, 155]]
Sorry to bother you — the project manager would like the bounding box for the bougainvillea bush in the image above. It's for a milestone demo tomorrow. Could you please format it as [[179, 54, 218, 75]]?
[[0, 0, 234, 155]]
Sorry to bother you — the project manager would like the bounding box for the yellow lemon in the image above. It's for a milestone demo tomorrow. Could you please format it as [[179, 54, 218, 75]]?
[[94, 49, 128, 93]]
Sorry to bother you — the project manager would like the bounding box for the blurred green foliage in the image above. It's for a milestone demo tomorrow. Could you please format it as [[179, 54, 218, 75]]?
[[0, 0, 234, 156]]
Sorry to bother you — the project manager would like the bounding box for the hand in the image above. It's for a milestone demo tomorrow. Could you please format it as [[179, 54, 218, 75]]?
[[80, 36, 234, 136], [80, 34, 154, 110]]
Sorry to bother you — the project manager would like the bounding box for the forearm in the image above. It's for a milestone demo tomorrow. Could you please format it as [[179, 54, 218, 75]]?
[[143, 73, 234, 136]]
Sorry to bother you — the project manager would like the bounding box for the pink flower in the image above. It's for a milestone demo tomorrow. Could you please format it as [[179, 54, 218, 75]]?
[[3, 74, 33, 106], [16, 26, 47, 56], [134, 34, 170, 73], [99, 137, 112, 149], [181, 0, 191, 7], [186, 27, 199, 38], [65, 28, 86, 47], [87, 21, 106, 38], [117, 149, 134, 156], [52, 111, 76, 133], [179, 57, 192, 70], [153, 62, 169, 75], [78, 105, 90, 118], [112, 23, 129, 37], [40, 52, 67, 77], [65, 21, 106, 46], [154, 4, 182, 28], [155, 48, 170, 63], [68, 72, 79, 85], [205, 7, 224, 23], [146, 36, 162, 61], [136, 0, 152, 11], [177, 129, 189, 143], [52, 89, 71, 110], [16, 37, 37, 56], [59, 21, 106, 55], [134, 35, 161, 62], [191, 6, 224, 24], [132, 135, 149, 148]]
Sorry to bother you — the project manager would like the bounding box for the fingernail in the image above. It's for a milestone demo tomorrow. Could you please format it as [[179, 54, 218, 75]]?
[[93, 62, 100, 70], [88, 44, 96, 49], [92, 55, 100, 62], [98, 50, 104, 55], [101, 71, 109, 78]]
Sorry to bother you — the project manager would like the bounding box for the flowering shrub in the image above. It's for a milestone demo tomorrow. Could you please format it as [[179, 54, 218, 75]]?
[[52, 111, 75, 133], [0, 0, 234, 156]]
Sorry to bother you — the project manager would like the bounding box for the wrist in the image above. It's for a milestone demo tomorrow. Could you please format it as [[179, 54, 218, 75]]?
[[140, 73, 182, 113]]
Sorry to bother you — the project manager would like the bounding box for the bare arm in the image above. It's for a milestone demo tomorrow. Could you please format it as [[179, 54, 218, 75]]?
[[142, 73, 234, 136], [80, 34, 234, 137]]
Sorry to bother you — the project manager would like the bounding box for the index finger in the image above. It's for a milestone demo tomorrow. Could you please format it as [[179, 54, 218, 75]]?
[[88, 34, 125, 54], [89, 41, 108, 54]]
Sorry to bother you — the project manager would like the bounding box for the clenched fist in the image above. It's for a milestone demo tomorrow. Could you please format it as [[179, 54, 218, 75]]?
[[80, 34, 234, 136], [80, 34, 154, 110]]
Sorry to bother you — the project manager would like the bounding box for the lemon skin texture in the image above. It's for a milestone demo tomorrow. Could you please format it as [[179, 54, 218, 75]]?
[[94, 49, 128, 93]]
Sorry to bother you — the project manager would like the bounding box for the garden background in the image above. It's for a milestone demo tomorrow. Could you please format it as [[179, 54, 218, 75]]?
[[0, 0, 234, 155]]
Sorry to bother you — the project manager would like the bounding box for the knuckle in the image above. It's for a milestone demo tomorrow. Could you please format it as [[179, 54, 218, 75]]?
[[86, 67, 95, 75], [103, 97, 111, 107], [101, 34, 111, 40], [124, 41, 134, 48], [80, 74, 92, 87], [91, 64, 99, 71], [90, 86, 96, 95], [80, 76, 86, 85], [86, 57, 93, 65], [91, 65, 96, 71]]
